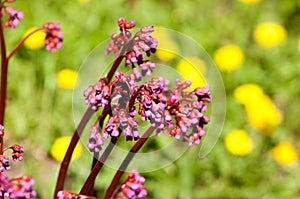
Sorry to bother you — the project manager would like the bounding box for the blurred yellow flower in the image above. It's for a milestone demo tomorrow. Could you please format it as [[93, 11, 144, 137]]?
[[234, 84, 265, 104], [177, 57, 207, 89], [213, 45, 244, 71], [271, 142, 298, 165], [50, 136, 82, 162], [23, 27, 46, 50], [225, 129, 253, 156], [77, 0, 90, 3], [156, 40, 178, 61], [234, 84, 282, 134], [56, 69, 79, 89], [152, 28, 178, 61], [254, 22, 286, 47], [239, 0, 261, 4], [245, 94, 282, 131]]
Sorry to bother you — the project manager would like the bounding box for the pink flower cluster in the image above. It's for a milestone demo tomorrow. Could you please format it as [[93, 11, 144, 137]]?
[[0, 0, 24, 29], [57, 190, 96, 199], [0, 125, 24, 172], [113, 170, 147, 199], [43, 22, 63, 52], [0, 174, 36, 199], [167, 81, 211, 146]]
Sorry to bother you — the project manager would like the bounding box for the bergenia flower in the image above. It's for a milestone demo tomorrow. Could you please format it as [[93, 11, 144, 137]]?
[[43, 22, 63, 52], [113, 170, 147, 199], [4, 6, 23, 29]]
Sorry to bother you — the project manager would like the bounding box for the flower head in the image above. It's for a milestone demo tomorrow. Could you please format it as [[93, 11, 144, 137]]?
[[254, 22, 286, 47], [23, 27, 46, 50], [113, 170, 147, 199], [0, 155, 10, 172], [106, 18, 158, 77], [57, 190, 97, 199], [0, 174, 36, 199], [43, 22, 63, 52], [56, 69, 79, 89], [225, 129, 253, 156], [84, 78, 113, 111], [3, 6, 24, 29], [167, 80, 211, 146], [271, 142, 298, 166], [213, 45, 244, 71], [10, 144, 24, 161], [50, 136, 82, 162], [0, 125, 4, 137]]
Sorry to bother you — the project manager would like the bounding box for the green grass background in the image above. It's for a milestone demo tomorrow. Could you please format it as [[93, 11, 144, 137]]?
[[2, 0, 300, 198]]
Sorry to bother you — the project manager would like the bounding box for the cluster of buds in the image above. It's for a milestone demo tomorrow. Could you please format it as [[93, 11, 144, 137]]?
[[106, 18, 158, 79], [0, 126, 24, 173], [167, 80, 211, 146], [10, 144, 24, 161], [0, 145, 24, 172], [0, 174, 36, 199], [3, 6, 24, 29], [88, 124, 106, 153], [106, 17, 135, 56], [57, 190, 96, 199], [105, 73, 140, 141], [0, 155, 10, 172], [84, 78, 114, 111], [0, 2, 24, 29], [135, 77, 169, 134], [113, 170, 147, 199], [43, 22, 63, 52]]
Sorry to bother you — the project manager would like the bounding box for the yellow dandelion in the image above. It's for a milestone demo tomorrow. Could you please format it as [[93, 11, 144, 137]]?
[[151, 27, 169, 41], [152, 28, 178, 61], [213, 45, 244, 71], [239, 0, 261, 4], [156, 40, 178, 61], [177, 57, 207, 89], [271, 142, 298, 165], [254, 22, 286, 47], [56, 69, 79, 89], [50, 136, 82, 162], [23, 27, 46, 50], [234, 84, 265, 105], [245, 95, 282, 134], [225, 129, 253, 156], [77, 0, 90, 3]]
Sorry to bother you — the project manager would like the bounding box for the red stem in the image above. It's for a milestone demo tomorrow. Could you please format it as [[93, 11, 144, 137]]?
[[7, 28, 44, 61], [86, 105, 112, 196], [0, 16, 7, 154], [54, 39, 130, 198], [104, 126, 156, 199], [79, 137, 118, 195], [54, 107, 94, 197]]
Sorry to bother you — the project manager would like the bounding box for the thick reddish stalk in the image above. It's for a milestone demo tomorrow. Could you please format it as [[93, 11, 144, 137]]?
[[7, 28, 44, 61], [54, 107, 94, 197], [80, 137, 118, 195], [0, 17, 7, 154], [54, 40, 130, 198], [104, 126, 156, 199]]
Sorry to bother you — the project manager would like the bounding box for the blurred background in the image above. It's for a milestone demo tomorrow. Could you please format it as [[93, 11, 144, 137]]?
[[3, 0, 300, 198]]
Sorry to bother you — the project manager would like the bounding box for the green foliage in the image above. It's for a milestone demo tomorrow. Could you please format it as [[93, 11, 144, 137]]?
[[3, 0, 300, 198]]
